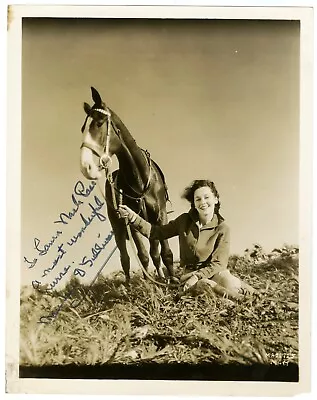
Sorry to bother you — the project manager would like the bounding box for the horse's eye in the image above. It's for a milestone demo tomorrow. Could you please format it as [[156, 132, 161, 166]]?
[[97, 121, 103, 128]]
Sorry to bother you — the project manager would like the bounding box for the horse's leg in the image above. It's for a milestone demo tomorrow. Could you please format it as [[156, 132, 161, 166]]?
[[129, 229, 150, 279], [107, 208, 131, 284], [160, 239, 175, 278], [149, 239, 165, 280], [157, 209, 175, 280]]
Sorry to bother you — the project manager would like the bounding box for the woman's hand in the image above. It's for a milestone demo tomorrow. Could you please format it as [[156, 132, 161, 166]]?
[[117, 205, 137, 222], [180, 272, 196, 283], [183, 274, 199, 292]]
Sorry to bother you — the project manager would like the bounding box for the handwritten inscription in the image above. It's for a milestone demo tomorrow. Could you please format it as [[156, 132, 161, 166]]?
[[36, 232, 116, 324], [54, 180, 96, 225], [38, 285, 83, 324], [67, 196, 107, 246], [79, 232, 114, 268], [41, 244, 67, 278], [33, 263, 72, 292], [34, 230, 63, 256], [24, 256, 37, 269], [23, 179, 117, 324]]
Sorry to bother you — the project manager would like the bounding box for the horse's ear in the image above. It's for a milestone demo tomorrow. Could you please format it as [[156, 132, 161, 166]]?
[[91, 87, 102, 106], [83, 102, 91, 115]]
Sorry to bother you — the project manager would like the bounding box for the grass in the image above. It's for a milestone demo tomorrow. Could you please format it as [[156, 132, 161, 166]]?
[[20, 247, 299, 368]]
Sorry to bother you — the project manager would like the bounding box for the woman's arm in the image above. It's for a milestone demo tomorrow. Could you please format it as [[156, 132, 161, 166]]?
[[117, 205, 181, 240], [195, 224, 230, 279]]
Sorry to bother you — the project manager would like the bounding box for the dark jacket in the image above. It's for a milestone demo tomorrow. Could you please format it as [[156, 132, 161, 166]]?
[[131, 208, 230, 279]]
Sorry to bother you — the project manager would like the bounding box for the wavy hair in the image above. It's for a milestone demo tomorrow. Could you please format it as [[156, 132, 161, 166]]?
[[181, 179, 223, 220]]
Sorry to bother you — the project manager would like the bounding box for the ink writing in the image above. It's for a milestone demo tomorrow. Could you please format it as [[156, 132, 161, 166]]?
[[24, 256, 37, 269], [23, 178, 118, 324], [33, 230, 63, 257], [38, 285, 83, 324], [54, 180, 96, 225], [74, 180, 96, 197], [37, 232, 116, 324], [66, 195, 107, 247], [79, 232, 114, 268], [41, 243, 67, 278]]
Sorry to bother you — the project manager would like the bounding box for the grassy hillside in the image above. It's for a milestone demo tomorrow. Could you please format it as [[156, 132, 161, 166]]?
[[20, 246, 299, 369]]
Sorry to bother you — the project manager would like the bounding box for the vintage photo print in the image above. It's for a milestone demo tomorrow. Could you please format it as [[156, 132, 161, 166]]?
[[6, 4, 314, 397]]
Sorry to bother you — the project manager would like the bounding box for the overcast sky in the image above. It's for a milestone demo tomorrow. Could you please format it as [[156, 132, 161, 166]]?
[[21, 18, 299, 286]]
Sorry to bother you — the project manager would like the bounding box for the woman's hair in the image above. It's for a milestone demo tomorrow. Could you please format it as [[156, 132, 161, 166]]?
[[181, 179, 222, 218]]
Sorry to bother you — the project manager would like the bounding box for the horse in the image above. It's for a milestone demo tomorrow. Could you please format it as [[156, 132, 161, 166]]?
[[80, 87, 176, 284]]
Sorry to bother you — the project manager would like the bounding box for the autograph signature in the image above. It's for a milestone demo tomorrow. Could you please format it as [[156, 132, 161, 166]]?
[[79, 231, 114, 268]]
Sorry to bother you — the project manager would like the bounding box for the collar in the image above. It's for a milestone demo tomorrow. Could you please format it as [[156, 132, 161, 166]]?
[[188, 208, 223, 229]]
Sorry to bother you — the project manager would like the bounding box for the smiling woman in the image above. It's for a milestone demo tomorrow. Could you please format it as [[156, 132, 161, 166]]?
[[117, 179, 256, 301]]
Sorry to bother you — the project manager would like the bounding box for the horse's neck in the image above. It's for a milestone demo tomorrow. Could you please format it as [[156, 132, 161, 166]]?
[[117, 145, 147, 185], [111, 110, 149, 186]]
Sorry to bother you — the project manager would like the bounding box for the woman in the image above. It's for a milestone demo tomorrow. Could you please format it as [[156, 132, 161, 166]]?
[[117, 179, 255, 300]]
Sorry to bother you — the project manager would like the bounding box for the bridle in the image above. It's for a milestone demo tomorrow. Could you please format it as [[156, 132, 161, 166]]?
[[80, 107, 118, 172]]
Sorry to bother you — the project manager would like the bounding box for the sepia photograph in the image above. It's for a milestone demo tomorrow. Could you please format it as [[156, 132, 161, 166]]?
[[5, 4, 313, 397]]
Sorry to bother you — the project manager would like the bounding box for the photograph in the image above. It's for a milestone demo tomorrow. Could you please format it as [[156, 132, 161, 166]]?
[[5, 4, 313, 397]]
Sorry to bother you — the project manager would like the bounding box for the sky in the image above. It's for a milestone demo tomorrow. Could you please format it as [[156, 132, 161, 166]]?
[[20, 17, 300, 287]]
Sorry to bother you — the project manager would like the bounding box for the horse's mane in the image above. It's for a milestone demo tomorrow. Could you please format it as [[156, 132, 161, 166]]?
[[110, 108, 169, 200], [151, 157, 170, 202]]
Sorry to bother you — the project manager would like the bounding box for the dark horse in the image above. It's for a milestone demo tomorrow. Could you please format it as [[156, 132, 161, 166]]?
[[80, 87, 175, 284]]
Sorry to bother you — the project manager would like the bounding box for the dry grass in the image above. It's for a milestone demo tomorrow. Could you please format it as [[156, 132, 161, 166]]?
[[20, 248, 299, 367]]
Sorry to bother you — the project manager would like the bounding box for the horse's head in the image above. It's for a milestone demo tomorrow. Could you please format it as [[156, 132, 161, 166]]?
[[80, 87, 121, 180]]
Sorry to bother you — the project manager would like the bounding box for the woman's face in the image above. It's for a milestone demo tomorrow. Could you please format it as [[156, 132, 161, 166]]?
[[193, 186, 218, 221]]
